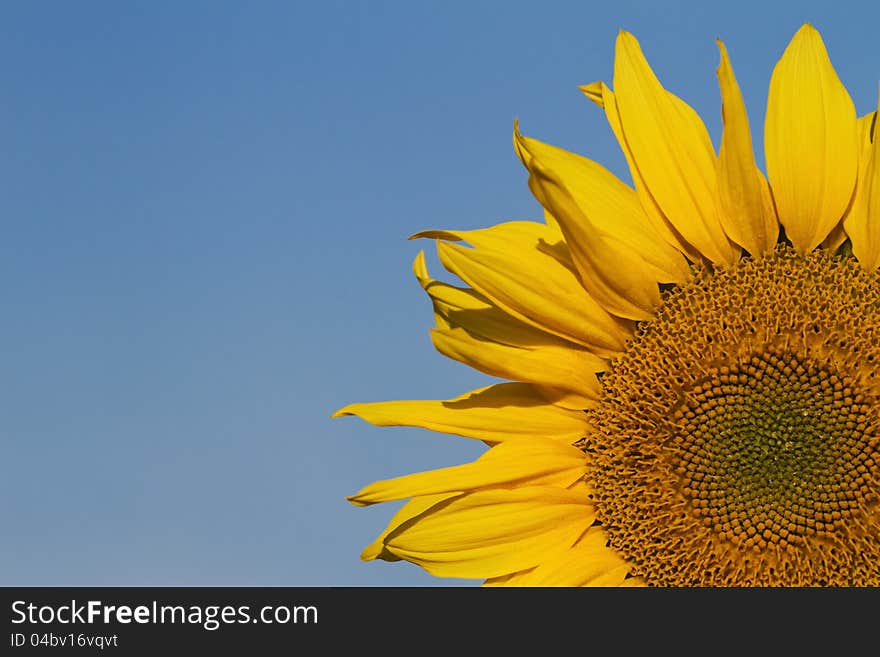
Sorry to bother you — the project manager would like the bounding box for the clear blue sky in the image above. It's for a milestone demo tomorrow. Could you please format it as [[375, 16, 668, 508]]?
[[2, 1, 878, 586]]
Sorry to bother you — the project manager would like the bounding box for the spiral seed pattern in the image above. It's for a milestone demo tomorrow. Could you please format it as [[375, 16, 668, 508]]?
[[585, 247, 880, 586]]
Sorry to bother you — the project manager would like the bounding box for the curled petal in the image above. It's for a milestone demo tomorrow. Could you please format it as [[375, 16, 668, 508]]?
[[715, 39, 779, 255], [844, 103, 880, 269], [613, 31, 739, 266], [413, 223, 632, 356], [382, 487, 594, 579]]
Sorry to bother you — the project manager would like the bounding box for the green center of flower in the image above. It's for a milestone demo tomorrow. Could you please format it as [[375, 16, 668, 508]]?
[[673, 349, 872, 551], [584, 247, 880, 586]]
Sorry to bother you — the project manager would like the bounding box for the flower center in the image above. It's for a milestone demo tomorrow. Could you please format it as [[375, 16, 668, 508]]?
[[585, 247, 880, 586], [674, 349, 871, 550]]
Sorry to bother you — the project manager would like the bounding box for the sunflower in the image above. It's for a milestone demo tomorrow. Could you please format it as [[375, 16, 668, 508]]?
[[333, 24, 880, 586]]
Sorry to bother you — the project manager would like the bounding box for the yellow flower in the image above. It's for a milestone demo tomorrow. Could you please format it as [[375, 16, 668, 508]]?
[[333, 24, 880, 586]]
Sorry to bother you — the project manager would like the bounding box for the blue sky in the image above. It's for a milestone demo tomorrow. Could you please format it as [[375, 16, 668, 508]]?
[[2, 1, 878, 586]]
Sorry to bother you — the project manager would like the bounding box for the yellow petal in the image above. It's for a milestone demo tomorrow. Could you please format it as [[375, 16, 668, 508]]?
[[348, 439, 586, 506], [580, 81, 704, 264], [533, 385, 598, 411], [715, 40, 779, 255], [543, 208, 562, 233], [858, 110, 877, 145], [383, 486, 594, 579], [360, 494, 454, 562], [412, 250, 493, 332], [413, 251, 571, 347], [523, 155, 660, 320], [579, 80, 605, 107], [613, 31, 739, 266], [483, 526, 631, 586], [821, 221, 849, 252], [411, 251, 608, 396], [431, 327, 605, 399], [513, 128, 691, 286], [413, 222, 632, 356], [765, 24, 858, 253], [844, 99, 880, 269], [331, 382, 590, 444]]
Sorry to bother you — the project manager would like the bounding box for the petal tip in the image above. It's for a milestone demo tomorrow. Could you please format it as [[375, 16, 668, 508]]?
[[615, 30, 641, 54], [614, 30, 628, 48], [359, 544, 383, 562], [790, 23, 823, 47], [797, 22, 818, 34], [715, 40, 730, 77], [512, 120, 524, 148], [412, 250, 429, 279], [346, 494, 370, 507], [410, 229, 462, 242], [578, 81, 606, 108]]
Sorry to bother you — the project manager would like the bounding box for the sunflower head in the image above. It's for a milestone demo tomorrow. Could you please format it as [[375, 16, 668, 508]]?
[[335, 24, 880, 587]]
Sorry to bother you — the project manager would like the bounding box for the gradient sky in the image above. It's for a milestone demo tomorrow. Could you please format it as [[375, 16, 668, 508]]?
[[2, 1, 878, 586]]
